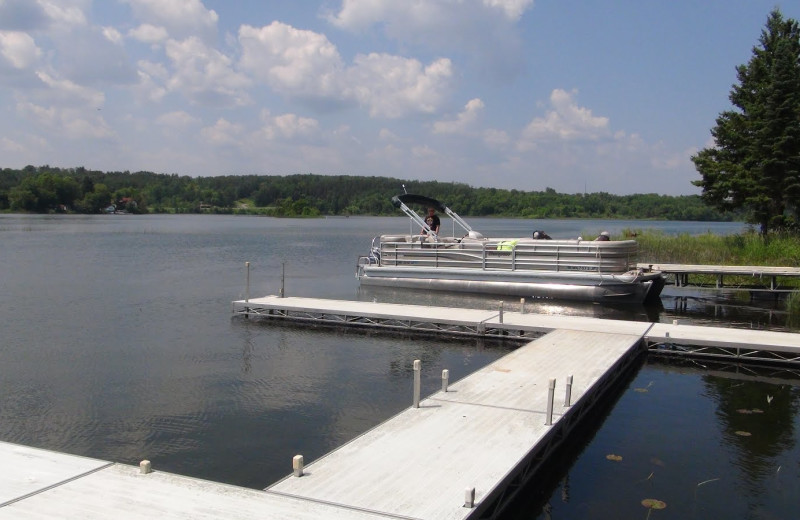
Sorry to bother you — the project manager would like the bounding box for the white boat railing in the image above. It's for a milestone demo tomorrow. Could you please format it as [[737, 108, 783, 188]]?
[[373, 235, 639, 273]]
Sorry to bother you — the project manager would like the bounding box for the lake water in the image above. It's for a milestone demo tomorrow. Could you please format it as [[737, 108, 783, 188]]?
[[1, 214, 798, 519]]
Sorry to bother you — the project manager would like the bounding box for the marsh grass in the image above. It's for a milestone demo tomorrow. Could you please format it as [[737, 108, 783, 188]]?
[[787, 293, 800, 326], [627, 230, 800, 266], [623, 229, 800, 295]]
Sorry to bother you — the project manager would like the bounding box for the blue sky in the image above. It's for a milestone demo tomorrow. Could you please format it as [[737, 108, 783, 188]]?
[[0, 0, 796, 195]]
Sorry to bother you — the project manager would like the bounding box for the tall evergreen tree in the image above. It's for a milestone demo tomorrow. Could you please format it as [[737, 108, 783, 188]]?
[[692, 9, 800, 235]]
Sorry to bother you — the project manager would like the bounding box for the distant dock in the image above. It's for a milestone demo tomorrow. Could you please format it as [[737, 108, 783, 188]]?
[[638, 262, 800, 292]]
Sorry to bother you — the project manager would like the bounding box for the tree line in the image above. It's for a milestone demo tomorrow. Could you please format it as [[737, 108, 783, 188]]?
[[0, 164, 733, 221], [693, 8, 800, 235]]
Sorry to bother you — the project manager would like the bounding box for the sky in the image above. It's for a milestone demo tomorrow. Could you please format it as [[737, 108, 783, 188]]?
[[0, 1, 797, 196]]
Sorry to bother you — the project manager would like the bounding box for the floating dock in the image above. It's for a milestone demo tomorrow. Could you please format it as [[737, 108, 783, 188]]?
[[638, 262, 800, 291], [2, 326, 647, 519], [231, 296, 800, 364], [3, 297, 798, 519]]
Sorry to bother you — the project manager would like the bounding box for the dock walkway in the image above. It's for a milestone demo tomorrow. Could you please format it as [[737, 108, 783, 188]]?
[[638, 262, 800, 291], [3, 298, 798, 518], [2, 322, 648, 519], [232, 296, 800, 363]]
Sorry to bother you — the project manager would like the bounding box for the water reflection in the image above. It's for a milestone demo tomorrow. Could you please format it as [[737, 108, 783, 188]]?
[[508, 359, 800, 520]]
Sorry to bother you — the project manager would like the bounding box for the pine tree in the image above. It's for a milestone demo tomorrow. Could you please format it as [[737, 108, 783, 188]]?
[[692, 9, 800, 235]]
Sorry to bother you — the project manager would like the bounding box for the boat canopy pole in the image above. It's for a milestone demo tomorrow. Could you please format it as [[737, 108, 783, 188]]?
[[391, 194, 474, 237], [391, 195, 436, 239]]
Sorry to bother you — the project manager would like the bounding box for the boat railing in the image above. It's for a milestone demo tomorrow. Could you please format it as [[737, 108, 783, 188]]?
[[375, 235, 639, 273]]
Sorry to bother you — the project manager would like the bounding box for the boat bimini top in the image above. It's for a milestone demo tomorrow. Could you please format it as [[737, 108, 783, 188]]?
[[390, 194, 483, 241]]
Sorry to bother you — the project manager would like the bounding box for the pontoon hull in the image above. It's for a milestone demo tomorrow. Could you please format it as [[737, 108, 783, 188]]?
[[359, 266, 664, 303]]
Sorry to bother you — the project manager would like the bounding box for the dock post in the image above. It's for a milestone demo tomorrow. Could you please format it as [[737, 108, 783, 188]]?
[[564, 375, 573, 407], [293, 455, 304, 477], [520, 298, 526, 314], [245, 262, 250, 303], [139, 460, 152, 474], [442, 369, 449, 392], [464, 487, 475, 508], [280, 262, 285, 298], [413, 360, 421, 408], [545, 378, 556, 425], [499, 302, 504, 324]]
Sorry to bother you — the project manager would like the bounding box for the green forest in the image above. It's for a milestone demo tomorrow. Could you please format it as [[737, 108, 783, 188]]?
[[0, 165, 734, 221]]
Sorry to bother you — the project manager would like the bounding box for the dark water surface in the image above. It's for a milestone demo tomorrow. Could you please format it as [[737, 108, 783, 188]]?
[[1, 214, 798, 519]]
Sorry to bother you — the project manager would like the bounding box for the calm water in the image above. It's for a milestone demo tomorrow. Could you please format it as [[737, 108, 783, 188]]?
[[1, 214, 798, 519]]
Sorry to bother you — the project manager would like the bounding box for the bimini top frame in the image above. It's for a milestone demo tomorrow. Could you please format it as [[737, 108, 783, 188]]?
[[390, 194, 476, 241]]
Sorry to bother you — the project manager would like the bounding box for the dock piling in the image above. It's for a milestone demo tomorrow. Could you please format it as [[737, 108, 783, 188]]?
[[441, 369, 449, 392], [565, 375, 573, 407], [280, 262, 285, 298], [464, 487, 475, 508], [520, 298, 526, 314], [499, 302, 504, 324], [139, 460, 152, 474], [545, 378, 556, 425], [293, 455, 304, 477], [413, 360, 421, 408], [245, 262, 250, 303]]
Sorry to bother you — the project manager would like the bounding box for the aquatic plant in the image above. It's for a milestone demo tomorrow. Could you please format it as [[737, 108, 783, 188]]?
[[641, 498, 666, 519], [633, 230, 800, 265], [786, 291, 800, 317]]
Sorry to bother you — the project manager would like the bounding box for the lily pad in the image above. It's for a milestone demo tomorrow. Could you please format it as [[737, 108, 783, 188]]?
[[641, 498, 667, 509], [606, 454, 623, 461]]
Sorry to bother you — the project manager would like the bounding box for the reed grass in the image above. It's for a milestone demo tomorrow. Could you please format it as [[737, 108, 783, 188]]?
[[624, 229, 800, 300], [625, 229, 800, 266]]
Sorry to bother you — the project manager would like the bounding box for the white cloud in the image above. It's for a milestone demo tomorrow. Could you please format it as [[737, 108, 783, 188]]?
[[239, 22, 453, 118], [156, 110, 200, 128], [165, 37, 252, 107], [35, 70, 105, 107], [258, 110, 319, 141], [273, 113, 319, 138], [18, 100, 114, 139], [0, 31, 41, 69], [482, 0, 533, 20], [433, 98, 484, 134], [346, 53, 453, 118], [239, 22, 344, 98], [483, 128, 510, 148], [102, 26, 123, 45], [0, 136, 25, 152], [327, 0, 530, 77], [134, 59, 168, 102], [201, 118, 243, 145], [128, 24, 169, 45], [123, 0, 218, 41], [38, 0, 88, 28], [519, 89, 609, 149]]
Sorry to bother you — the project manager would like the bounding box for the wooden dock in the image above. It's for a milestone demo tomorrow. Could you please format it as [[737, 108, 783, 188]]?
[[638, 262, 800, 291]]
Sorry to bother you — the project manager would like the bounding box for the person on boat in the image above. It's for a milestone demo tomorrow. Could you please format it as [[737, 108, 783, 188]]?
[[422, 207, 440, 235], [532, 230, 552, 239], [594, 231, 611, 241]]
